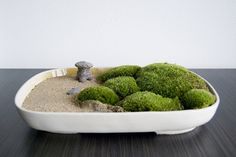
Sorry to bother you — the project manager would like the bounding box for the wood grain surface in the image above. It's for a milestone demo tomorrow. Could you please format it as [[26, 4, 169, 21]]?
[[0, 69, 235, 157]]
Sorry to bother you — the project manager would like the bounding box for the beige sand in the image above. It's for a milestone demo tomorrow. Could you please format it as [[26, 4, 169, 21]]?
[[22, 76, 99, 112]]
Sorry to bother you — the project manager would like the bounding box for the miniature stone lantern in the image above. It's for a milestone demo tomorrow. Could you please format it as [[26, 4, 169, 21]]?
[[75, 61, 93, 82]]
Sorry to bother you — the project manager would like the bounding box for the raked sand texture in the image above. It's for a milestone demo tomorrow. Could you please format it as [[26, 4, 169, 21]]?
[[22, 76, 98, 112]]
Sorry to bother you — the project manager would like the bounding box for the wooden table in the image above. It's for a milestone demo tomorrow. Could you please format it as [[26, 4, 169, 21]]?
[[0, 69, 235, 157]]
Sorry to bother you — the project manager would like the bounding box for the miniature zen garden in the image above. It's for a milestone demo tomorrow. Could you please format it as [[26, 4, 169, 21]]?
[[23, 61, 216, 112]]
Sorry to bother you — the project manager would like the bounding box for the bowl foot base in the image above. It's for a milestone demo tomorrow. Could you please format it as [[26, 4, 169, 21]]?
[[155, 127, 195, 135]]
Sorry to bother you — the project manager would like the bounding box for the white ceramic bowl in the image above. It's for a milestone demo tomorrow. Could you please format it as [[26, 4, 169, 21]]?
[[15, 68, 220, 134]]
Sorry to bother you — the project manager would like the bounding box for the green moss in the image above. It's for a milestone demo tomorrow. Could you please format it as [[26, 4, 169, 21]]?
[[104, 76, 139, 98], [76, 86, 119, 105], [136, 63, 188, 77], [136, 63, 208, 99], [120, 91, 183, 112], [97, 65, 141, 82], [183, 89, 216, 109]]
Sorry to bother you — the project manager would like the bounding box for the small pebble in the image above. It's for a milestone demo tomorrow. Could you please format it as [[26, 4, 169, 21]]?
[[67, 87, 80, 95], [78, 100, 125, 112]]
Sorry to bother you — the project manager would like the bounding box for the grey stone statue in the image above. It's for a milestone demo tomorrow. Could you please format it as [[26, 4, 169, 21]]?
[[75, 61, 93, 82]]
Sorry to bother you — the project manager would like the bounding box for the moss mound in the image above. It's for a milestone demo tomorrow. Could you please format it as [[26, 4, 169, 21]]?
[[183, 89, 216, 109], [76, 86, 119, 105], [104, 76, 139, 98], [136, 63, 208, 99], [74, 63, 215, 112], [97, 65, 141, 82], [120, 91, 183, 112]]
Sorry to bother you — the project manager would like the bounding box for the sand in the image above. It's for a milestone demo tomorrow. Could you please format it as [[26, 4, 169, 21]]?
[[22, 76, 99, 112]]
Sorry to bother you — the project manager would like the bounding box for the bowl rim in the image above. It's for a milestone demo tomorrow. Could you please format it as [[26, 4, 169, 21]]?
[[15, 68, 220, 115]]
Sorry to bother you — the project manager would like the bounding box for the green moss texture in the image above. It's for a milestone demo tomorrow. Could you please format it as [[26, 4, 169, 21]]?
[[136, 63, 208, 99], [120, 91, 183, 112], [183, 89, 216, 109], [76, 86, 119, 105], [97, 65, 141, 82], [104, 76, 139, 98]]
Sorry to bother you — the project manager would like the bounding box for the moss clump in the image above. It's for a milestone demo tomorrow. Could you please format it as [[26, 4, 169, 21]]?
[[76, 86, 119, 105], [136, 63, 208, 99], [104, 76, 139, 98], [97, 65, 141, 82], [183, 89, 216, 109], [120, 91, 183, 112]]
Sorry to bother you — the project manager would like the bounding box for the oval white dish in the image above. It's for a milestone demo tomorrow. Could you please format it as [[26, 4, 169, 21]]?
[[15, 68, 220, 134]]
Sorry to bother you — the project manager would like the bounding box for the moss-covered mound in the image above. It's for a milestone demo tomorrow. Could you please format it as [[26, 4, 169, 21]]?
[[74, 63, 215, 112], [136, 63, 208, 99], [97, 65, 141, 82], [120, 91, 183, 111], [183, 89, 216, 109], [76, 86, 119, 105], [104, 76, 139, 98]]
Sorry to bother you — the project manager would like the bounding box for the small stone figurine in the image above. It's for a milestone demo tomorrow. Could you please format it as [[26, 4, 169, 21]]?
[[75, 61, 93, 82]]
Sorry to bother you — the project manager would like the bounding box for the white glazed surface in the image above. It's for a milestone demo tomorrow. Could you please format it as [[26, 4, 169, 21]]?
[[15, 68, 220, 134]]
